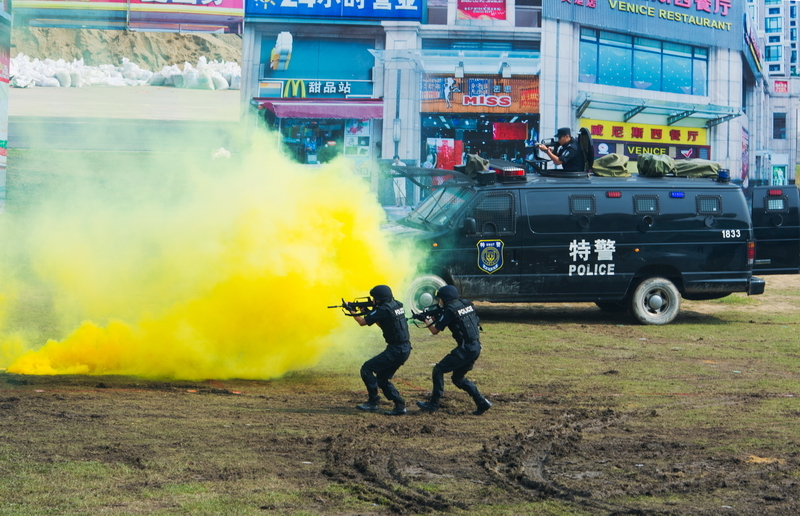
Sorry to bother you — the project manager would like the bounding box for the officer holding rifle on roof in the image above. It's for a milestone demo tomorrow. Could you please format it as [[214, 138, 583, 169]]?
[[538, 127, 586, 173]]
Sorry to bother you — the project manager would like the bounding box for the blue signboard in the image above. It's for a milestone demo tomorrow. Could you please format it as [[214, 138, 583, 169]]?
[[544, 0, 742, 51], [246, 0, 421, 19]]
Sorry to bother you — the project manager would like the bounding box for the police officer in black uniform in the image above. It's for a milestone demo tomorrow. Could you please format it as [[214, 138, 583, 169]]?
[[416, 285, 492, 416], [350, 285, 411, 416], [538, 127, 586, 172]]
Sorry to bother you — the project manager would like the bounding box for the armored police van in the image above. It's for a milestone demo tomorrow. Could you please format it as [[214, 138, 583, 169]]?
[[386, 165, 800, 325]]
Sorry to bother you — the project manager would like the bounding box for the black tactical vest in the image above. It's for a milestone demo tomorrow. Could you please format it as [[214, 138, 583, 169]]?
[[446, 298, 481, 346], [381, 299, 411, 347]]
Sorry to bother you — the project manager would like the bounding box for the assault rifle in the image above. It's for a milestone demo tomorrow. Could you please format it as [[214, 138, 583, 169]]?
[[327, 297, 374, 317], [536, 137, 559, 150], [408, 305, 444, 327]]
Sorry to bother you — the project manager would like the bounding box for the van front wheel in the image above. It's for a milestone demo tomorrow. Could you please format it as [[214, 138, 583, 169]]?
[[405, 275, 447, 313], [630, 277, 680, 325]]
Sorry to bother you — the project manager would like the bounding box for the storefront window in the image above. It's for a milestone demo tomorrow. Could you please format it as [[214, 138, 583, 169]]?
[[598, 45, 631, 88], [633, 38, 661, 91], [662, 43, 694, 95], [268, 118, 373, 164], [420, 114, 539, 168], [579, 39, 597, 83], [579, 28, 708, 96], [692, 59, 708, 97], [274, 118, 343, 163]]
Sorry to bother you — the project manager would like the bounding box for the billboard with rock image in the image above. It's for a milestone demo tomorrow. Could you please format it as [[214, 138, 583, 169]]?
[[14, 0, 243, 33]]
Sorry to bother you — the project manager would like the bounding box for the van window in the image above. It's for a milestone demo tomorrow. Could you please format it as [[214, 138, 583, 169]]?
[[570, 195, 596, 215], [696, 195, 722, 214], [402, 185, 476, 229], [466, 192, 516, 236], [634, 195, 659, 214]]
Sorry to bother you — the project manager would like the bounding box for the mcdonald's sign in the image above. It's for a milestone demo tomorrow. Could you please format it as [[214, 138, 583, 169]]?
[[283, 79, 306, 98]]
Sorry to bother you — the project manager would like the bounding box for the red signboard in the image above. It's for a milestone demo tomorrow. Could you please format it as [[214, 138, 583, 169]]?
[[774, 80, 789, 94], [493, 122, 527, 141], [457, 0, 505, 20]]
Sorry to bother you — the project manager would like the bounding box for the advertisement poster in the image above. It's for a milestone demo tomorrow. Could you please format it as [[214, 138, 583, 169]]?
[[773, 166, 787, 186], [344, 119, 370, 156], [457, 0, 505, 20], [425, 138, 460, 183]]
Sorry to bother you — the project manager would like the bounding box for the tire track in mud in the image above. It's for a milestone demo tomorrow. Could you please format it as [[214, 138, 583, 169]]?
[[322, 421, 474, 514], [480, 408, 800, 515], [321, 408, 800, 514], [479, 408, 660, 514]]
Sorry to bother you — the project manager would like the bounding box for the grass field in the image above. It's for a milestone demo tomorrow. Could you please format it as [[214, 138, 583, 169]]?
[[1, 149, 799, 515]]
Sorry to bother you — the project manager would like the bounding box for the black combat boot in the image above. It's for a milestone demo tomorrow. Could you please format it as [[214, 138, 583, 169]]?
[[473, 397, 492, 416], [416, 401, 439, 413], [384, 402, 406, 416], [356, 398, 381, 412]]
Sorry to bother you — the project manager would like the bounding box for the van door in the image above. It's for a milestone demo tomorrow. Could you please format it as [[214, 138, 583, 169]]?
[[447, 190, 523, 299], [517, 189, 629, 300], [751, 185, 800, 275]]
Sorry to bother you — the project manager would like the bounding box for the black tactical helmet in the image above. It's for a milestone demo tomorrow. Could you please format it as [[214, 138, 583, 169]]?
[[435, 285, 459, 301], [369, 285, 393, 301]]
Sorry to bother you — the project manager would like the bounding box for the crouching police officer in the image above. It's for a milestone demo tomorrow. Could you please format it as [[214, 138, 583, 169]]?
[[349, 285, 411, 416], [417, 285, 492, 416]]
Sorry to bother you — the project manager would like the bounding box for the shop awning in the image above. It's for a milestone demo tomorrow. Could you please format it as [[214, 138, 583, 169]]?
[[573, 92, 742, 128], [252, 98, 384, 119]]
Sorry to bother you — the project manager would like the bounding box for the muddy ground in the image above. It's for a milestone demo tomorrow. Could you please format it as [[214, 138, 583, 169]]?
[[2, 281, 800, 515]]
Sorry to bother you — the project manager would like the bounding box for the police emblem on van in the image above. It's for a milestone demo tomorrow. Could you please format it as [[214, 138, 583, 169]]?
[[477, 240, 504, 274]]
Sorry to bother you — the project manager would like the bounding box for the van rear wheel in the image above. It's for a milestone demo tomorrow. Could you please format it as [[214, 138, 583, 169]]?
[[405, 275, 447, 313], [630, 277, 680, 325]]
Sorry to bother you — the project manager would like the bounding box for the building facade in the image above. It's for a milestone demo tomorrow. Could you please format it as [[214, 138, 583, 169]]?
[[751, 0, 799, 186], [241, 0, 791, 204]]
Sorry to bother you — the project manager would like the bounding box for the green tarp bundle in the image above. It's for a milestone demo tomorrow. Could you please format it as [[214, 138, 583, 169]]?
[[592, 153, 631, 177], [675, 159, 721, 178], [637, 153, 676, 177], [636, 153, 722, 179]]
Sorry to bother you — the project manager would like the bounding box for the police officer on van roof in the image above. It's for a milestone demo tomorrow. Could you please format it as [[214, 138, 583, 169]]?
[[417, 285, 492, 416], [349, 285, 411, 416], [538, 127, 586, 172]]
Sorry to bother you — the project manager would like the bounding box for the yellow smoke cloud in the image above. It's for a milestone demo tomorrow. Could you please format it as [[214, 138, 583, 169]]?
[[1, 125, 417, 379]]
